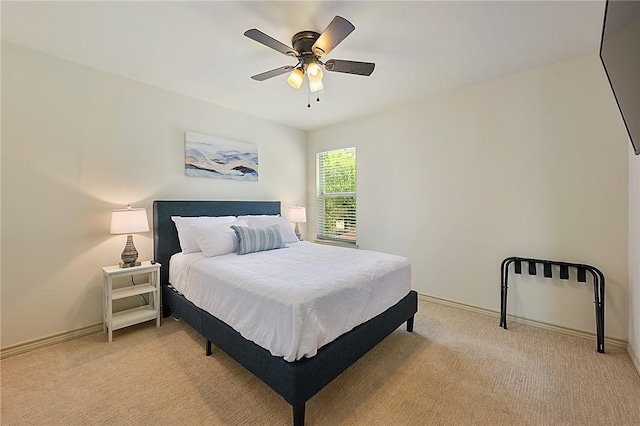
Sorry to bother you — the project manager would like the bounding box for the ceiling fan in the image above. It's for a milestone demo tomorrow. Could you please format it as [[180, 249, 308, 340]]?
[[244, 16, 375, 99]]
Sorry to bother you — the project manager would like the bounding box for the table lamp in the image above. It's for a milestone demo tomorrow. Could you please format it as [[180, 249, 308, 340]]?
[[288, 205, 307, 241], [110, 205, 150, 268]]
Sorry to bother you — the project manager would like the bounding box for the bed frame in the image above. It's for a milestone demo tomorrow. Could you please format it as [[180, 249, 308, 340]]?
[[153, 200, 418, 426]]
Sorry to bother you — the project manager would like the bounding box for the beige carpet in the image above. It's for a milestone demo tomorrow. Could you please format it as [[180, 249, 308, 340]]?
[[2, 300, 640, 426]]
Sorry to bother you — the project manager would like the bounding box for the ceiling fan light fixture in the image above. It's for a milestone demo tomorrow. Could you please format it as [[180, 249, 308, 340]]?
[[309, 79, 324, 93], [245, 15, 375, 103], [307, 61, 323, 83], [287, 68, 304, 89]]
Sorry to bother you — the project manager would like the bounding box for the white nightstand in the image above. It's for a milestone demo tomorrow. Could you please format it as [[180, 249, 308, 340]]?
[[102, 261, 161, 342]]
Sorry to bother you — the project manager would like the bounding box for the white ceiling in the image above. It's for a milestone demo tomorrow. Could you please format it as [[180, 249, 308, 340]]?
[[1, 1, 606, 131]]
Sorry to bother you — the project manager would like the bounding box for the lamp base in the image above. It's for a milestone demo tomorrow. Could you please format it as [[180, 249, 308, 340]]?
[[294, 223, 303, 241], [119, 235, 140, 268]]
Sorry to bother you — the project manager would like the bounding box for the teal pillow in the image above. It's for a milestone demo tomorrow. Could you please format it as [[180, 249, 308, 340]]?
[[231, 224, 286, 255]]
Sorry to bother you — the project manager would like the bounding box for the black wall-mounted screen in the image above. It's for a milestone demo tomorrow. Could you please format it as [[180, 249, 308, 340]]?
[[599, 0, 640, 155]]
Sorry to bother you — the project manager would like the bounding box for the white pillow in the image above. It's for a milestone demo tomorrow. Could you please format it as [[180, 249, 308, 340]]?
[[191, 219, 248, 257], [171, 216, 236, 253], [238, 215, 299, 243]]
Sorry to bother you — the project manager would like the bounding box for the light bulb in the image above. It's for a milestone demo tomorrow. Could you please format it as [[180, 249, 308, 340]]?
[[307, 62, 323, 83], [287, 68, 304, 89]]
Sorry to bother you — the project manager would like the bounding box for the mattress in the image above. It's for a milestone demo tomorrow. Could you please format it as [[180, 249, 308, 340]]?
[[169, 241, 411, 362]]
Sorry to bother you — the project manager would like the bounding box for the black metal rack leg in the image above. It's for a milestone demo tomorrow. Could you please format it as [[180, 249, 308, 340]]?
[[500, 258, 512, 329]]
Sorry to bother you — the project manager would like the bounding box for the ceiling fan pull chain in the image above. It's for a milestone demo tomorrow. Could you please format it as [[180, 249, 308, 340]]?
[[307, 87, 311, 108]]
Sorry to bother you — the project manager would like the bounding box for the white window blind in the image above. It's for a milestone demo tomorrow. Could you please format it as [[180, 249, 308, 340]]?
[[316, 147, 356, 243]]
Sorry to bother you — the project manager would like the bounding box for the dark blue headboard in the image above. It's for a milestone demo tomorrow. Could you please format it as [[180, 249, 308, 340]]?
[[153, 200, 281, 288]]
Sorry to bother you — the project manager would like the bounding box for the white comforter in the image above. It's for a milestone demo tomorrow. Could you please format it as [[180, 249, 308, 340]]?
[[169, 241, 411, 362]]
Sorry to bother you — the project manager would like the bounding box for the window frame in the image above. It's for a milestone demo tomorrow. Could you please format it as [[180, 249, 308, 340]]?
[[315, 146, 357, 245]]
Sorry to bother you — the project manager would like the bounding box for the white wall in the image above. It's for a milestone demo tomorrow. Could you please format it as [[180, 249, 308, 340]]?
[[308, 54, 629, 340], [2, 39, 634, 353], [1, 43, 307, 348], [629, 143, 640, 371]]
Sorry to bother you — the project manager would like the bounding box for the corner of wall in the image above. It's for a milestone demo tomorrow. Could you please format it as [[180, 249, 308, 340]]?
[[628, 142, 640, 376]]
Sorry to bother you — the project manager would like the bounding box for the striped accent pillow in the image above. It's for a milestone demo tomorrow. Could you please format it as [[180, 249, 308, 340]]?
[[231, 224, 285, 255]]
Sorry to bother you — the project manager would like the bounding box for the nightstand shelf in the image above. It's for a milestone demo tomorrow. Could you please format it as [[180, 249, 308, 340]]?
[[112, 283, 156, 300], [112, 306, 158, 330], [102, 261, 161, 342]]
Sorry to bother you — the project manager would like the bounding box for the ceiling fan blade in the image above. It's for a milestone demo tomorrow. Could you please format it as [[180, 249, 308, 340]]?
[[251, 65, 295, 81], [324, 59, 375, 76], [311, 16, 355, 57], [244, 29, 298, 57]]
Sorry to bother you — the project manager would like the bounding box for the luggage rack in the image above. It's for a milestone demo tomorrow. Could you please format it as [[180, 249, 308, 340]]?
[[500, 256, 605, 353]]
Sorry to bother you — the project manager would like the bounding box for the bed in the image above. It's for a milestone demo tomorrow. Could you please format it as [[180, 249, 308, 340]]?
[[153, 200, 418, 426]]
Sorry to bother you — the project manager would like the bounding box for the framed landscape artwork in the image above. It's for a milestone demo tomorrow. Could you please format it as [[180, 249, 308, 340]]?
[[185, 132, 258, 181]]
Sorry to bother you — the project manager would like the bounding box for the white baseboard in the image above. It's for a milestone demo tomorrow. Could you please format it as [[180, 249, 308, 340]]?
[[628, 342, 640, 377], [0, 323, 103, 359], [418, 293, 628, 351], [2, 295, 635, 368]]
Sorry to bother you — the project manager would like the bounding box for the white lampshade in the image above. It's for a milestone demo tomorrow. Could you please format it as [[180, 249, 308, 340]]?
[[110, 206, 150, 235], [307, 62, 323, 83], [309, 79, 324, 93], [288, 206, 307, 223], [287, 68, 304, 89]]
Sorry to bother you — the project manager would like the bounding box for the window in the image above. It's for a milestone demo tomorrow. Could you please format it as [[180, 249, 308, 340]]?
[[316, 147, 356, 243]]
